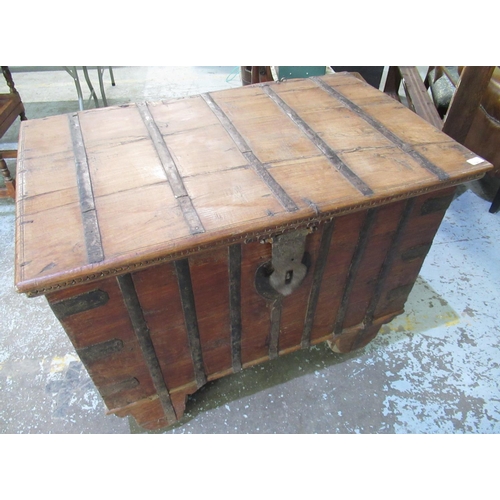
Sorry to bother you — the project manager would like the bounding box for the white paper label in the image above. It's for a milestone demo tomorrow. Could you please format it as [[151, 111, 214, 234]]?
[[467, 156, 486, 165]]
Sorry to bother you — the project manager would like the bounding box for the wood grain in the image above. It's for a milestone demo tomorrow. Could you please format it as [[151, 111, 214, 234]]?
[[443, 66, 495, 144], [46, 277, 159, 410], [16, 73, 492, 296], [189, 247, 233, 376], [309, 210, 367, 342], [15, 72, 495, 430], [132, 262, 196, 390], [240, 240, 273, 365], [278, 228, 323, 352], [116, 273, 177, 422]]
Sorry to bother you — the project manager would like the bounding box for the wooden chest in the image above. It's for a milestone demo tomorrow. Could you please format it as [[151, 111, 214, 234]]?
[[15, 73, 492, 430]]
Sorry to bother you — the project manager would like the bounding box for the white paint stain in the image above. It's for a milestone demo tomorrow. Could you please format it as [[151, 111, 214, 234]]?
[[49, 354, 80, 373]]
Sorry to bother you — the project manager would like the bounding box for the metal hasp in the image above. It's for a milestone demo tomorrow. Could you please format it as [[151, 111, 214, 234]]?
[[269, 229, 309, 296]]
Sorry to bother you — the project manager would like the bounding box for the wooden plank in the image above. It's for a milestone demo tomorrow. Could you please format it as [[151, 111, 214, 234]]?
[[333, 208, 377, 335], [136, 102, 188, 198], [412, 141, 491, 179], [240, 240, 273, 364], [211, 89, 321, 164], [183, 167, 285, 233], [116, 273, 177, 422], [363, 198, 415, 326], [312, 76, 450, 181], [383, 66, 402, 100], [201, 92, 298, 212], [94, 182, 191, 260], [201, 93, 252, 152], [17, 154, 78, 204], [132, 262, 196, 390], [267, 156, 362, 212], [162, 123, 246, 178], [373, 187, 457, 319], [46, 278, 159, 409], [0, 149, 17, 159], [340, 147, 437, 197], [189, 247, 232, 377], [341, 201, 407, 328], [442, 66, 495, 144], [262, 84, 374, 196], [78, 110, 168, 198], [17, 201, 88, 283], [259, 91, 438, 196], [301, 221, 335, 348], [242, 150, 298, 212], [277, 227, 323, 353], [309, 211, 367, 342], [398, 66, 443, 129], [15, 73, 494, 297], [173, 259, 207, 388], [136, 102, 205, 235], [147, 96, 221, 135]]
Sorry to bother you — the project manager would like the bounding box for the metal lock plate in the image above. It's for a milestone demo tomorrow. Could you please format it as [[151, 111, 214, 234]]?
[[255, 228, 310, 299]]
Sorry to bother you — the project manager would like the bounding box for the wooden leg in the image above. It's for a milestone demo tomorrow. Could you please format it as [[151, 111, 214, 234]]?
[[171, 391, 189, 421], [110, 386, 197, 431], [489, 186, 500, 214], [383, 66, 402, 101], [0, 152, 16, 199], [328, 324, 382, 354]]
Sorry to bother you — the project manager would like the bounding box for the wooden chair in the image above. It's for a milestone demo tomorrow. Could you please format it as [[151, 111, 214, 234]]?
[[240, 66, 274, 86], [0, 66, 27, 199], [384, 66, 498, 212]]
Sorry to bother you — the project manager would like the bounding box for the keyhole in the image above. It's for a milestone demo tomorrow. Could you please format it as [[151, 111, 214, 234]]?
[[285, 269, 293, 285]]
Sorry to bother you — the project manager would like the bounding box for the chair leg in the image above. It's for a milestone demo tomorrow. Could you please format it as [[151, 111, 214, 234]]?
[[82, 67, 100, 108], [109, 67, 115, 86], [64, 66, 85, 111], [489, 185, 500, 214], [383, 66, 402, 100], [0, 153, 16, 199], [97, 67, 108, 107]]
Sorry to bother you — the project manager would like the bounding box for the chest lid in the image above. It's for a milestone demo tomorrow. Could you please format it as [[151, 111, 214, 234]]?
[[15, 72, 492, 296]]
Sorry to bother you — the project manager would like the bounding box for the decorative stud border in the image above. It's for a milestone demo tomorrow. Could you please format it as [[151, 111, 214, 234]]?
[[22, 173, 483, 298]]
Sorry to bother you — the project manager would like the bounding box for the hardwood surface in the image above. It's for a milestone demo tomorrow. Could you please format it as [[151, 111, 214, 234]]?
[[16, 72, 496, 429], [44, 185, 460, 429], [15, 73, 492, 297]]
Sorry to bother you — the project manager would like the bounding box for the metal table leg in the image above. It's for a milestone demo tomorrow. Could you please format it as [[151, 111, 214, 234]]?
[[109, 67, 115, 86], [97, 67, 108, 107], [82, 67, 100, 108], [64, 66, 85, 111], [65, 66, 116, 110]]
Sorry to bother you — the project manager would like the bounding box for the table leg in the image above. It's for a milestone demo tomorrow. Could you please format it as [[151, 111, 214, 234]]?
[[0, 153, 16, 198], [489, 186, 500, 214]]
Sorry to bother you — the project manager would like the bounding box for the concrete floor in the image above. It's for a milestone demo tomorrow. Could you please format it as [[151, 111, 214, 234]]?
[[1, 66, 500, 434]]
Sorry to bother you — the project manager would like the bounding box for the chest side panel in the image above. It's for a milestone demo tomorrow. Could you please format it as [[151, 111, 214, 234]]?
[[45, 277, 158, 410]]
